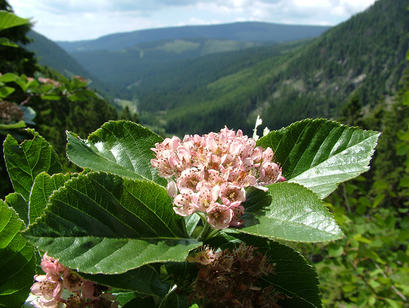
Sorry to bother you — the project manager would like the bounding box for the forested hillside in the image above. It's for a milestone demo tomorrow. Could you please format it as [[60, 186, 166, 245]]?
[[137, 41, 306, 133], [25, 30, 120, 98], [135, 42, 304, 113], [151, 0, 409, 136], [261, 0, 409, 129], [56, 21, 329, 103], [62, 0, 407, 137], [303, 57, 409, 307], [27, 31, 92, 78], [0, 3, 119, 198], [68, 38, 263, 92]]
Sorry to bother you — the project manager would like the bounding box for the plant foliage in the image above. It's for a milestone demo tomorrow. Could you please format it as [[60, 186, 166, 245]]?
[[1, 116, 379, 307]]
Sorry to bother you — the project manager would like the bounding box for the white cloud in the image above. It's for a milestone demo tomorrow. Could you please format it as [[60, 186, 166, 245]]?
[[8, 0, 376, 41]]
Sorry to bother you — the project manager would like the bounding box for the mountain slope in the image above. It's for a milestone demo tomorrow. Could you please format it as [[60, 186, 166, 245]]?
[[160, 0, 409, 135], [58, 22, 330, 52], [260, 0, 409, 129], [136, 41, 305, 112], [26, 31, 91, 77], [61, 21, 330, 96], [26, 31, 118, 98], [68, 38, 262, 91]]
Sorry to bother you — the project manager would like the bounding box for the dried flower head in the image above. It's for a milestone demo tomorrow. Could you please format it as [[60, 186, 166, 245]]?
[[0, 101, 24, 123], [151, 127, 281, 229], [191, 244, 285, 307]]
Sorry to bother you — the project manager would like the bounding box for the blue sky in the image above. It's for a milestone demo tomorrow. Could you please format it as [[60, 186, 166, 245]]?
[[8, 0, 376, 41]]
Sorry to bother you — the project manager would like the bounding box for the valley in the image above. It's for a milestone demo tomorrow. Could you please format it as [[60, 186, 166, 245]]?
[[28, 0, 408, 138]]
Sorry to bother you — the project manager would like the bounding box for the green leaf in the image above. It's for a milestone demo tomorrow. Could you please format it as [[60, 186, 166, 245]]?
[[3, 129, 62, 200], [0, 11, 29, 31], [17, 77, 36, 92], [238, 183, 343, 242], [5, 193, 28, 226], [0, 120, 25, 130], [113, 291, 140, 307], [403, 92, 409, 106], [0, 37, 18, 47], [80, 265, 168, 296], [385, 299, 401, 308], [29, 172, 70, 224], [224, 233, 322, 308], [66, 120, 166, 186], [122, 296, 156, 308], [328, 246, 344, 257], [40, 94, 61, 101], [68, 91, 92, 102], [0, 72, 20, 83], [0, 86, 15, 99], [257, 119, 380, 198], [184, 214, 201, 237], [0, 200, 36, 308], [24, 172, 201, 274]]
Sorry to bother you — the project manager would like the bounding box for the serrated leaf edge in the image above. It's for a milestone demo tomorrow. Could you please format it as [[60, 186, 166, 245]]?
[[258, 118, 380, 144], [237, 182, 345, 243], [289, 132, 380, 199], [23, 234, 201, 274], [65, 122, 165, 185]]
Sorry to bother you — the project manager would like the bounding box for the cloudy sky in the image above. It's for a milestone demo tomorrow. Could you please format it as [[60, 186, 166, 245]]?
[[8, 0, 376, 41]]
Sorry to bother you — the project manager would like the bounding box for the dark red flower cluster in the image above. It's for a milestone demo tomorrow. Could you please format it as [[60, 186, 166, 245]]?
[[189, 244, 286, 308]]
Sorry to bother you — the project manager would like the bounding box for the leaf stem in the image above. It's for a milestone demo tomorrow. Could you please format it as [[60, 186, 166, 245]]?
[[198, 221, 211, 241], [206, 228, 221, 239]]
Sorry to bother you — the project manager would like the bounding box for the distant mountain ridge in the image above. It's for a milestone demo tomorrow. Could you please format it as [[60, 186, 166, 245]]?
[[57, 22, 330, 52], [58, 22, 330, 99], [67, 38, 270, 91]]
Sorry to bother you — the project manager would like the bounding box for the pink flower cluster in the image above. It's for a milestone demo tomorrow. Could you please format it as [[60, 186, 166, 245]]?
[[151, 127, 281, 229], [31, 253, 117, 308]]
